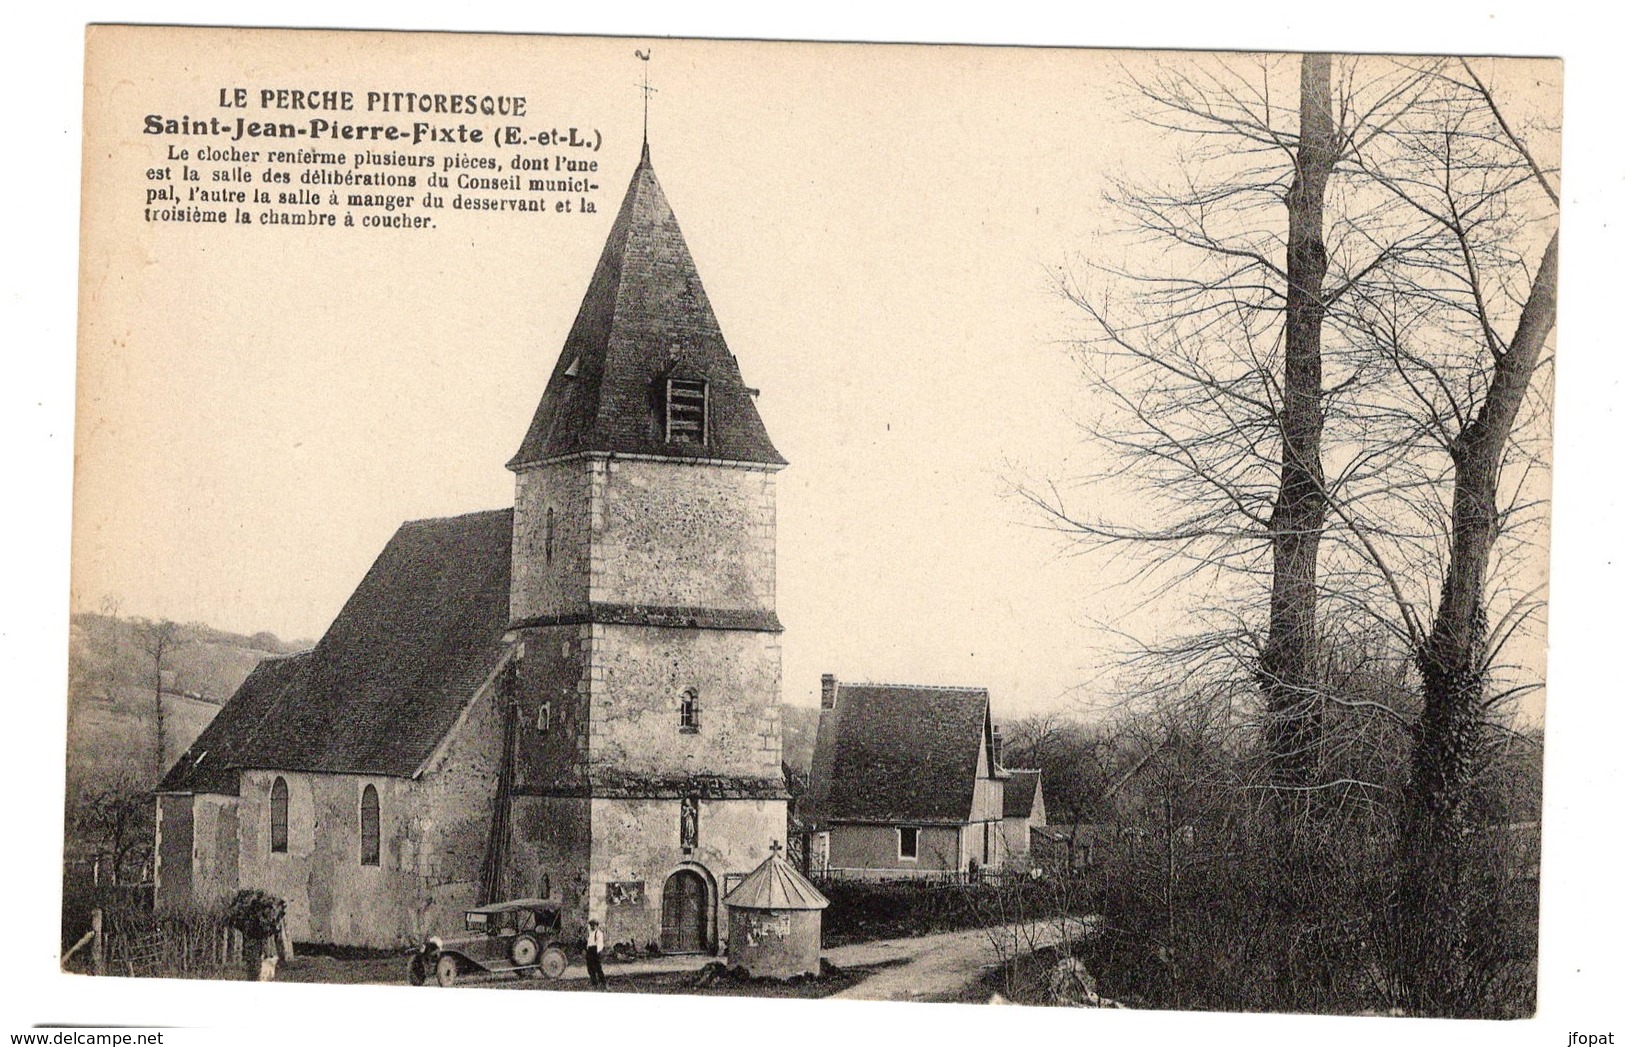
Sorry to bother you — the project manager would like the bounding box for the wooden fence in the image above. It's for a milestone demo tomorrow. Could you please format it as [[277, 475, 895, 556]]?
[[63, 906, 293, 979], [811, 865, 1012, 887]]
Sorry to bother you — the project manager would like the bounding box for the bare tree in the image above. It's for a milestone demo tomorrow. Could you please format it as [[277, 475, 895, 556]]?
[[1024, 53, 1556, 1015], [133, 618, 185, 780], [1337, 62, 1560, 1013], [1003, 712, 1121, 871], [71, 776, 154, 885], [1026, 53, 1442, 816], [1260, 52, 1335, 805]]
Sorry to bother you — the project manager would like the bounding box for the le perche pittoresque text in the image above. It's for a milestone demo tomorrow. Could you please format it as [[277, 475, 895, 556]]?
[[140, 87, 607, 231]]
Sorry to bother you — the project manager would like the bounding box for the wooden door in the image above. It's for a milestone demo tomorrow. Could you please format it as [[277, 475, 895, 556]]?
[[661, 870, 708, 954]]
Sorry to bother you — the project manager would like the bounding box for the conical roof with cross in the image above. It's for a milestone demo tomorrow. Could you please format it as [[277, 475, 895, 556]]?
[[721, 841, 829, 911], [508, 143, 786, 470]]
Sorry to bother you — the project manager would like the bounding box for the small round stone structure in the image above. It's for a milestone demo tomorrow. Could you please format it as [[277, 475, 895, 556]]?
[[721, 841, 829, 979]]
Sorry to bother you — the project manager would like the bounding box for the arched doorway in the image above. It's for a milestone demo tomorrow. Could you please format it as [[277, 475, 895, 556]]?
[[661, 868, 711, 954]]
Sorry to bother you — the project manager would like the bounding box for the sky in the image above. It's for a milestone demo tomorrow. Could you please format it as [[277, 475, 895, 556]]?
[[9, 5, 1624, 1046], [76, 37, 1574, 738], [66, 34, 1561, 721], [68, 32, 1198, 718]]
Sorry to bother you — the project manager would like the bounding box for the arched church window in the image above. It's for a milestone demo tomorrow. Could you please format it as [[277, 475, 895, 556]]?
[[270, 776, 289, 854], [679, 688, 699, 733], [360, 784, 380, 867]]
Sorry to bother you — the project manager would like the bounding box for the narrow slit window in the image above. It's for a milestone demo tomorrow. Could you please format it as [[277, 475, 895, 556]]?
[[665, 378, 708, 445], [544, 507, 555, 564], [270, 777, 289, 854], [360, 784, 380, 867], [679, 688, 699, 733]]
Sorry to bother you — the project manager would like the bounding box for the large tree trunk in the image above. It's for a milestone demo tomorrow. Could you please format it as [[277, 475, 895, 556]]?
[[1259, 54, 1335, 815], [1398, 231, 1558, 1015]]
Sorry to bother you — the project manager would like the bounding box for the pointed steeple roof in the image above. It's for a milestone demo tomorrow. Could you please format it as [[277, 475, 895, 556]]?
[[509, 146, 786, 470]]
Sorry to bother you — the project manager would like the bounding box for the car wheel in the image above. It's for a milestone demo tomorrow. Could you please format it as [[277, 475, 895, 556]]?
[[407, 953, 429, 986], [435, 953, 460, 987], [540, 945, 567, 980], [510, 933, 541, 972]]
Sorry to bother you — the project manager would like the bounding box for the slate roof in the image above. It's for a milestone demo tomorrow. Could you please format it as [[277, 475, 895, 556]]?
[[804, 682, 994, 826], [159, 508, 515, 793], [509, 144, 785, 470], [722, 851, 829, 911], [1004, 768, 1042, 819], [157, 650, 312, 795]]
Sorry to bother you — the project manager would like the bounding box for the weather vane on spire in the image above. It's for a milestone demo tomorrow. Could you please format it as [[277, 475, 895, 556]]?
[[634, 49, 656, 149]]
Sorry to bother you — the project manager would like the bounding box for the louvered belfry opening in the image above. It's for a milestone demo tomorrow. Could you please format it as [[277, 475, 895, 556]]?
[[665, 377, 708, 445]]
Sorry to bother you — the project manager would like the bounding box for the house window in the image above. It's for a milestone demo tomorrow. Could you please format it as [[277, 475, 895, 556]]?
[[537, 700, 552, 734], [898, 826, 919, 861], [665, 378, 708, 445], [269, 777, 289, 854], [360, 784, 380, 867], [679, 688, 699, 733], [680, 796, 699, 851], [544, 507, 555, 564]]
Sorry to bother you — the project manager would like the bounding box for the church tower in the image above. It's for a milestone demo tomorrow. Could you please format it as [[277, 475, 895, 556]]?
[[503, 143, 788, 955]]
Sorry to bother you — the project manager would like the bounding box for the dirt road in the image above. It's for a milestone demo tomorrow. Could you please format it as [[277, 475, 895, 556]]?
[[823, 918, 1089, 1002], [278, 918, 1090, 1002]]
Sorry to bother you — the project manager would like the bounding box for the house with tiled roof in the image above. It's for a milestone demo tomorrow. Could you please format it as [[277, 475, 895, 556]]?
[[802, 675, 1008, 879], [1000, 768, 1047, 863], [155, 142, 790, 953]]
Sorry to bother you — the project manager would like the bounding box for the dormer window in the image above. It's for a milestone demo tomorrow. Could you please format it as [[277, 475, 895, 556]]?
[[665, 378, 708, 445]]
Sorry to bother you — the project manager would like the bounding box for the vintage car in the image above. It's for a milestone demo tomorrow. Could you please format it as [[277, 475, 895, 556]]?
[[408, 898, 570, 987]]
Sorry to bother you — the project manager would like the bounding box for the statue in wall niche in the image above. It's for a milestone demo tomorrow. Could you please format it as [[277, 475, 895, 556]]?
[[680, 797, 699, 850]]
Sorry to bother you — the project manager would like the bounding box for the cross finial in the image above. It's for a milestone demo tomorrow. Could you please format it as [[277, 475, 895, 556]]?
[[769, 839, 783, 856], [634, 49, 656, 150]]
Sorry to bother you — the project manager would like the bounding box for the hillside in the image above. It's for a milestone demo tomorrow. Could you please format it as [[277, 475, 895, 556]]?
[[63, 613, 309, 798], [66, 612, 308, 706]]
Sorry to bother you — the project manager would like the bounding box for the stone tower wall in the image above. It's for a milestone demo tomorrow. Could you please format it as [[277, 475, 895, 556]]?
[[511, 457, 778, 624]]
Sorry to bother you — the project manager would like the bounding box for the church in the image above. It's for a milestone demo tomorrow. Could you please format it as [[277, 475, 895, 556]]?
[[154, 141, 789, 955]]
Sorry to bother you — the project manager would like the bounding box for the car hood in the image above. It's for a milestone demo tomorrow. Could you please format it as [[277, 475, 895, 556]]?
[[429, 932, 490, 952]]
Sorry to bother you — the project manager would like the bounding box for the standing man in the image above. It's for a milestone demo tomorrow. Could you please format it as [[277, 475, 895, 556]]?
[[585, 918, 607, 988]]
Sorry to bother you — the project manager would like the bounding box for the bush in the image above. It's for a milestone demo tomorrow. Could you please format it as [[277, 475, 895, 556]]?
[[816, 878, 974, 944], [816, 873, 1095, 947], [224, 888, 286, 940]]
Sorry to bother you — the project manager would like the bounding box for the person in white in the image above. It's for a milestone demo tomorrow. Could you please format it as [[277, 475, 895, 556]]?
[[585, 918, 607, 987]]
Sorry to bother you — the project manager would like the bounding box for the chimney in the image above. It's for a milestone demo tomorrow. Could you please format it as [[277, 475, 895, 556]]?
[[820, 674, 837, 710], [992, 725, 1004, 769]]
